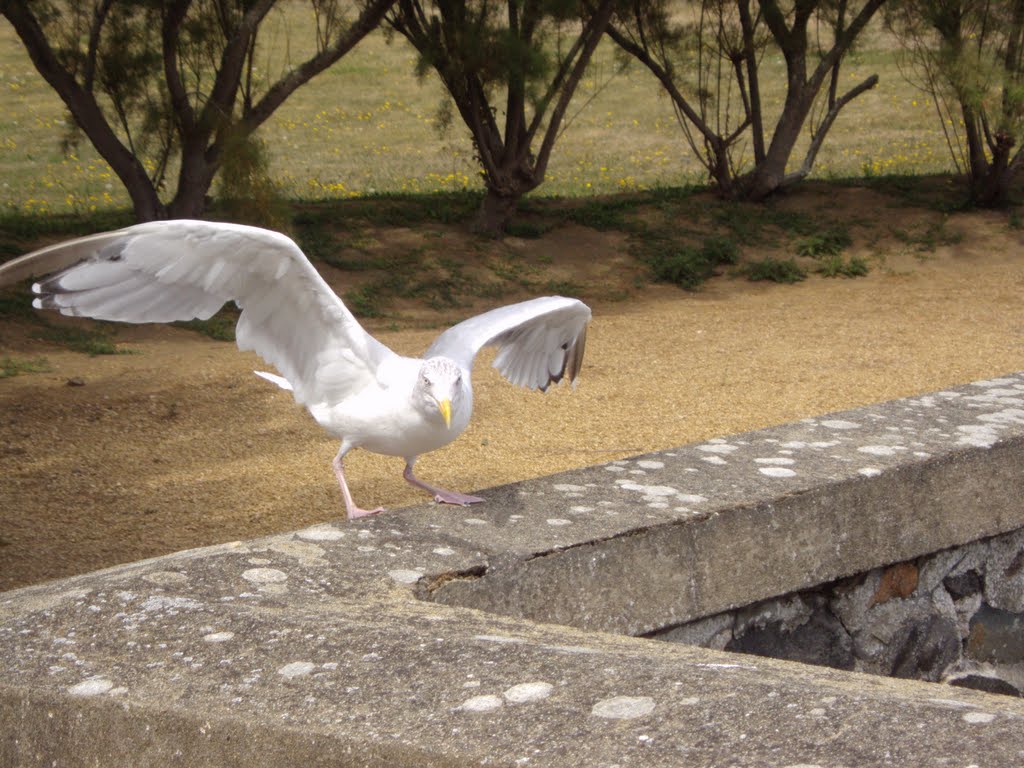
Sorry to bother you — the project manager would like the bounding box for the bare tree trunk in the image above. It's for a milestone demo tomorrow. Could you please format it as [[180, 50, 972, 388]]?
[[476, 189, 521, 235], [167, 145, 218, 219], [476, 0, 615, 235], [737, 0, 765, 165], [6, 0, 395, 224], [969, 131, 1017, 207], [967, 1, 1024, 207], [609, 0, 881, 200], [743, 100, 811, 199], [604, 7, 748, 195], [392, 0, 613, 237], [740, 0, 884, 201], [471, 150, 539, 236]]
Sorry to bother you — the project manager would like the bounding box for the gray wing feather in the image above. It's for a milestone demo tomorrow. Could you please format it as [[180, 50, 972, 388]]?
[[425, 296, 591, 391]]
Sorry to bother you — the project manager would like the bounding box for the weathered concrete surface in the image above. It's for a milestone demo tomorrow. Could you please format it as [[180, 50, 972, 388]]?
[[4, 373, 1024, 765], [423, 375, 1024, 634], [4, 554, 1024, 767]]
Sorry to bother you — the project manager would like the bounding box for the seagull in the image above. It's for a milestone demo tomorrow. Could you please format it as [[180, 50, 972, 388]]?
[[0, 220, 591, 519]]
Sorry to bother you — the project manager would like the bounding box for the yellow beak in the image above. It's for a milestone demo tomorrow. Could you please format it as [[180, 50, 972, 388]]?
[[438, 398, 452, 429]]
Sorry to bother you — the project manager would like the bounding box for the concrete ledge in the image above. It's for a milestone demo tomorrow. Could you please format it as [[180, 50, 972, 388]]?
[[424, 375, 1024, 634], [4, 374, 1024, 765], [4, 574, 1024, 766]]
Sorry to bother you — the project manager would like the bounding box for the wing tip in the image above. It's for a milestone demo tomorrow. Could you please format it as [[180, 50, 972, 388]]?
[[538, 323, 588, 392], [564, 324, 588, 385]]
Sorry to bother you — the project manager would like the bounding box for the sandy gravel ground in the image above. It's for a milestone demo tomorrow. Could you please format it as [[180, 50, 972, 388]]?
[[2, 193, 1024, 590]]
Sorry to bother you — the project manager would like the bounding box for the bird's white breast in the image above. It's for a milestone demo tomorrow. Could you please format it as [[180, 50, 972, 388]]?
[[308, 356, 472, 460]]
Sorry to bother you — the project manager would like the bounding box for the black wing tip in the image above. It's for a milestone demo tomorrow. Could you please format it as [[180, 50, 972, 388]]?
[[29, 239, 130, 300], [566, 324, 587, 383], [541, 325, 588, 392]]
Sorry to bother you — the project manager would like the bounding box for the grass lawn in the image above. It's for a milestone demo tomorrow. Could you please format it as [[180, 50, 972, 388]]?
[[0, 8, 953, 216]]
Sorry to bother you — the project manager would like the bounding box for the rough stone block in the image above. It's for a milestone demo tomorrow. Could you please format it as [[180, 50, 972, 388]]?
[[985, 528, 1024, 613]]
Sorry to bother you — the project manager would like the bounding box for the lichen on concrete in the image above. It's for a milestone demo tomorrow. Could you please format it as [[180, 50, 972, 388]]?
[[5, 374, 1024, 765]]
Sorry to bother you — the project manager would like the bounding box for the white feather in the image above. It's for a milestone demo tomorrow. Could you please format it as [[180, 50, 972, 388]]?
[[5, 220, 393, 408], [0, 220, 593, 517], [427, 296, 590, 391]]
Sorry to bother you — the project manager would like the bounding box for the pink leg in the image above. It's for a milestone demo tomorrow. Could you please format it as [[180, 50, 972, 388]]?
[[403, 462, 484, 506], [333, 448, 384, 520]]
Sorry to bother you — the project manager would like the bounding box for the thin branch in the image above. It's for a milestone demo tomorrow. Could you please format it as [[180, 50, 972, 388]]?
[[532, 0, 615, 181], [603, 19, 722, 147], [783, 73, 878, 187], [162, 0, 196, 131], [526, 31, 587, 140], [83, 0, 114, 92], [245, 0, 395, 131]]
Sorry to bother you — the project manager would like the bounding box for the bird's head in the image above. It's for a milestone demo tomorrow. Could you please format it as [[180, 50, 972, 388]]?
[[416, 357, 465, 428]]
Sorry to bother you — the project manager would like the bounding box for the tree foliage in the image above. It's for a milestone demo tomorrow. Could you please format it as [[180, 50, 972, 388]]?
[[388, 0, 616, 234], [888, 0, 1024, 206], [607, 0, 885, 200], [3, 0, 394, 221]]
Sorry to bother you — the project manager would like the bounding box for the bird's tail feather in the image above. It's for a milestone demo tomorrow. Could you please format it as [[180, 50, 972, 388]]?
[[254, 370, 293, 391]]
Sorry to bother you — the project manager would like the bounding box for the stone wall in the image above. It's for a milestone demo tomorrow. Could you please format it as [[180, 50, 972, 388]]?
[[652, 528, 1024, 695]]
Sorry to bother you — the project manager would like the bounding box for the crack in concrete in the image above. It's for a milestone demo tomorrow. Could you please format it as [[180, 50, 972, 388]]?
[[416, 564, 488, 597]]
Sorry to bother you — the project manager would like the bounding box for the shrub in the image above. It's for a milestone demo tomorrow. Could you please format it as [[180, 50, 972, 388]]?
[[744, 257, 807, 283], [647, 236, 740, 289], [818, 254, 870, 278], [795, 227, 852, 258]]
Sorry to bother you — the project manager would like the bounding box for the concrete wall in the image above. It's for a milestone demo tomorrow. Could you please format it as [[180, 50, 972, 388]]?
[[5, 374, 1024, 765]]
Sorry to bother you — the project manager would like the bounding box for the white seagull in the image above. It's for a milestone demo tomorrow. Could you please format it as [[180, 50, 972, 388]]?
[[0, 220, 591, 519]]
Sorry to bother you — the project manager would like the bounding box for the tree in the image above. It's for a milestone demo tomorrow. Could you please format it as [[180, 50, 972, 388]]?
[[388, 0, 616, 235], [606, 0, 885, 200], [3, 0, 394, 222], [888, 0, 1024, 207]]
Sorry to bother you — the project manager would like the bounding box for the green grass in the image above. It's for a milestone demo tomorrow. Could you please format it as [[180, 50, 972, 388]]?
[[0, 290, 36, 321], [1, 282, 129, 354], [175, 307, 240, 342], [34, 324, 123, 355], [344, 284, 386, 318], [544, 279, 583, 295], [791, 225, 870, 279], [504, 219, 554, 239], [891, 215, 965, 254], [0, 355, 50, 377], [0, 14, 956, 216], [557, 197, 640, 231], [0, 169, 973, 335], [712, 205, 816, 246]]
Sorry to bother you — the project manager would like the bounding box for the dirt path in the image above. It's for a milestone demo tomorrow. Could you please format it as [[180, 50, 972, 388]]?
[[3, 189, 1024, 591]]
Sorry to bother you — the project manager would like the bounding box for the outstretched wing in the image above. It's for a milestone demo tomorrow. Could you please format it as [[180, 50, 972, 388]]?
[[0, 220, 396, 406], [425, 296, 591, 391]]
